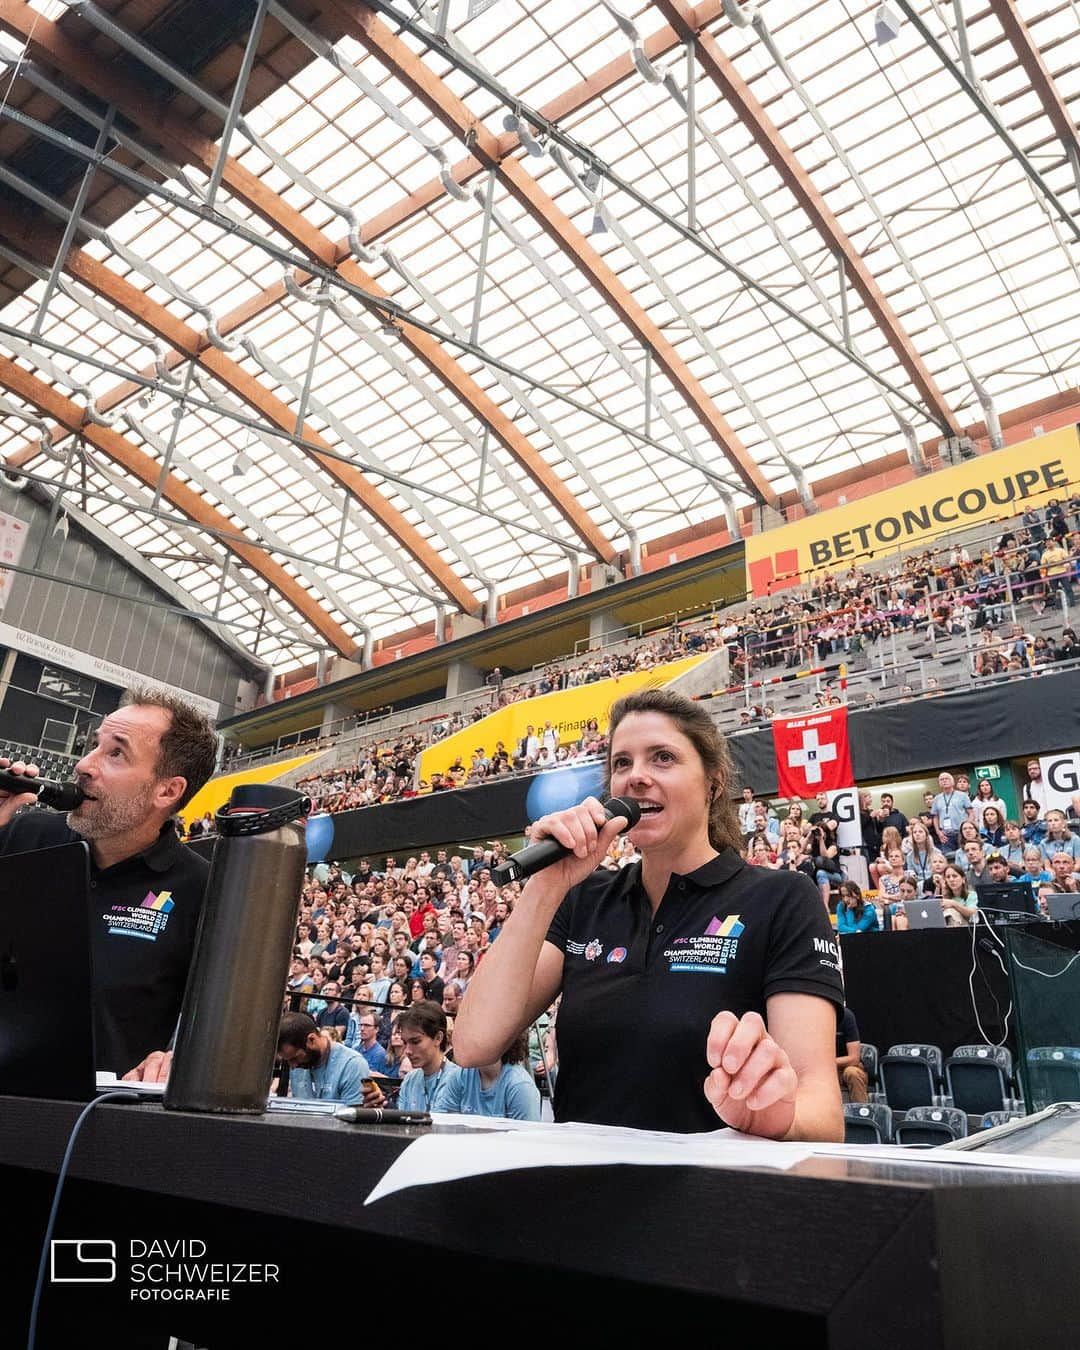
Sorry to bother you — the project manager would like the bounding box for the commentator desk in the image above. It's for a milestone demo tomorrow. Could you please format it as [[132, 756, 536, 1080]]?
[[4, 1095, 1077, 1349]]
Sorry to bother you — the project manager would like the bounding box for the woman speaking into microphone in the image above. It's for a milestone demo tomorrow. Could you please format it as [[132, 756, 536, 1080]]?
[[453, 689, 844, 1139]]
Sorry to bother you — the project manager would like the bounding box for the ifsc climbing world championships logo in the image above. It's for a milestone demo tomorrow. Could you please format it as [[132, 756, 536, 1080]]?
[[664, 914, 744, 974]]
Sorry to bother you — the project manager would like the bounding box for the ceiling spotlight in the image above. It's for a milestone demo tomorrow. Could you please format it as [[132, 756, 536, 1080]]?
[[874, 3, 902, 45], [230, 452, 252, 477]]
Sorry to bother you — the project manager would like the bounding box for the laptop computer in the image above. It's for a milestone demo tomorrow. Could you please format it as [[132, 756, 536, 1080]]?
[[903, 898, 947, 929], [1044, 892, 1080, 922], [977, 881, 1039, 922], [0, 840, 96, 1101]]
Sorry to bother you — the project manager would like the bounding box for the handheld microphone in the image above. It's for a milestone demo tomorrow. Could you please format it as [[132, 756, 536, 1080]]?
[[492, 795, 642, 885], [0, 768, 84, 811]]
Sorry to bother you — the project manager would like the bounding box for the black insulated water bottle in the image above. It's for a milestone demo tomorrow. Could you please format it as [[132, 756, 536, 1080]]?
[[164, 784, 310, 1114]]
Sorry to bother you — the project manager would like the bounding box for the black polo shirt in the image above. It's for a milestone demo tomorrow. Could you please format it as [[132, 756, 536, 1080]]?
[[0, 811, 209, 1073], [546, 850, 844, 1133]]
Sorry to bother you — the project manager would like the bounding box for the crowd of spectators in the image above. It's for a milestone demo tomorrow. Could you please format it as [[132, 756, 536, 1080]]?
[[274, 758, 1080, 1109], [739, 766, 1080, 932], [214, 496, 1080, 832]]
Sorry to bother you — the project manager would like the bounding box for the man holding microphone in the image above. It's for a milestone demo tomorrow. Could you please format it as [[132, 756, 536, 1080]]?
[[0, 688, 217, 1080]]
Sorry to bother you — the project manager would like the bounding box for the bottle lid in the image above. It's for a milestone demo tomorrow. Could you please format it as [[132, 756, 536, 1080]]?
[[215, 784, 311, 836]]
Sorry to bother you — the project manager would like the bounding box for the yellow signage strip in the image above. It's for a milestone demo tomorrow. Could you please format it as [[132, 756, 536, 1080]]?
[[418, 654, 708, 781], [744, 425, 1080, 598]]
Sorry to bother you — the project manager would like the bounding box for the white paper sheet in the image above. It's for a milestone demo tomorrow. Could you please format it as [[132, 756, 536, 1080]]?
[[364, 1118, 815, 1203]]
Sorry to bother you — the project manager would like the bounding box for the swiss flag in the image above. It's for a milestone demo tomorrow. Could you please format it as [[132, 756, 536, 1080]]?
[[772, 708, 854, 797]]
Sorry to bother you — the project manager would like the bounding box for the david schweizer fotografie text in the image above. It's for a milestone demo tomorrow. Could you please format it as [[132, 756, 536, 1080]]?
[[128, 1239, 279, 1302]]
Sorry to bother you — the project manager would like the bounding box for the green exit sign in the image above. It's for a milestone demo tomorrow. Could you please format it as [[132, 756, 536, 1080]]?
[[974, 765, 1001, 780]]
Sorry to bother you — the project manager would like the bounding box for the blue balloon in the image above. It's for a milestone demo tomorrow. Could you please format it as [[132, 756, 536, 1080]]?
[[305, 812, 334, 863], [526, 762, 604, 821]]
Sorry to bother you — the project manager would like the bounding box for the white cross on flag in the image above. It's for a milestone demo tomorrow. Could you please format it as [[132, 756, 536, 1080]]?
[[772, 708, 854, 797]]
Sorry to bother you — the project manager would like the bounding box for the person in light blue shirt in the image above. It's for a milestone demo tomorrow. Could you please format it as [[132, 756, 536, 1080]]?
[[395, 1001, 462, 1113], [1040, 811, 1080, 865], [345, 1007, 389, 1073], [278, 1012, 370, 1104], [836, 881, 880, 934], [931, 772, 973, 851], [366, 951, 392, 1005], [442, 1034, 542, 1120]]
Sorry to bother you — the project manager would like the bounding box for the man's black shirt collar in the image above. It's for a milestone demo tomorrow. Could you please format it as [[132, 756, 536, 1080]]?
[[93, 819, 184, 877]]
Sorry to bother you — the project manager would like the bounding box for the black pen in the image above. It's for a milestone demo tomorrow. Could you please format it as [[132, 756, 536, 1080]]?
[[333, 1106, 431, 1125]]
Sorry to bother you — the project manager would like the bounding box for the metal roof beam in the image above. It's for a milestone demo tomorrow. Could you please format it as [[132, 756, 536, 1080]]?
[[0, 355, 361, 656], [0, 190, 480, 613], [655, 0, 963, 440], [332, 0, 778, 506], [899, 0, 1080, 238], [0, 0, 613, 566]]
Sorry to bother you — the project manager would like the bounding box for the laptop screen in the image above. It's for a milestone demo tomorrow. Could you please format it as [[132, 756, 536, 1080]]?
[[0, 840, 95, 1101]]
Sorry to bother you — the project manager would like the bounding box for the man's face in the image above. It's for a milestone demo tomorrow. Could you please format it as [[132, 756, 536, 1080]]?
[[881, 795, 893, 810], [1024, 802, 1039, 820], [71, 705, 180, 841], [988, 861, 1008, 882], [1028, 762, 1041, 781], [938, 774, 954, 791], [279, 1032, 321, 1070], [816, 794, 828, 810], [1051, 853, 1074, 879], [742, 788, 753, 802], [420, 952, 436, 973], [965, 842, 983, 864], [357, 1016, 378, 1045], [323, 983, 340, 1001], [442, 986, 460, 1015]]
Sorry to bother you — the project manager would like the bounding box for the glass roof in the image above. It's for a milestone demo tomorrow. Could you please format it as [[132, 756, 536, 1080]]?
[[0, 0, 1076, 672]]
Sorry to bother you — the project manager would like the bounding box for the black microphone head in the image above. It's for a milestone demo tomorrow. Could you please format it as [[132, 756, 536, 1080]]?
[[603, 796, 641, 829], [39, 781, 85, 811]]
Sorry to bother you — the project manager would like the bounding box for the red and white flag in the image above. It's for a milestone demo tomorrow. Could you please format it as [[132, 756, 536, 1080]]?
[[772, 707, 854, 797]]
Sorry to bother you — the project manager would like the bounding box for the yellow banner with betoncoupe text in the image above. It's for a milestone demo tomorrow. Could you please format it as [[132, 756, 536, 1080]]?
[[744, 424, 1080, 598]]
